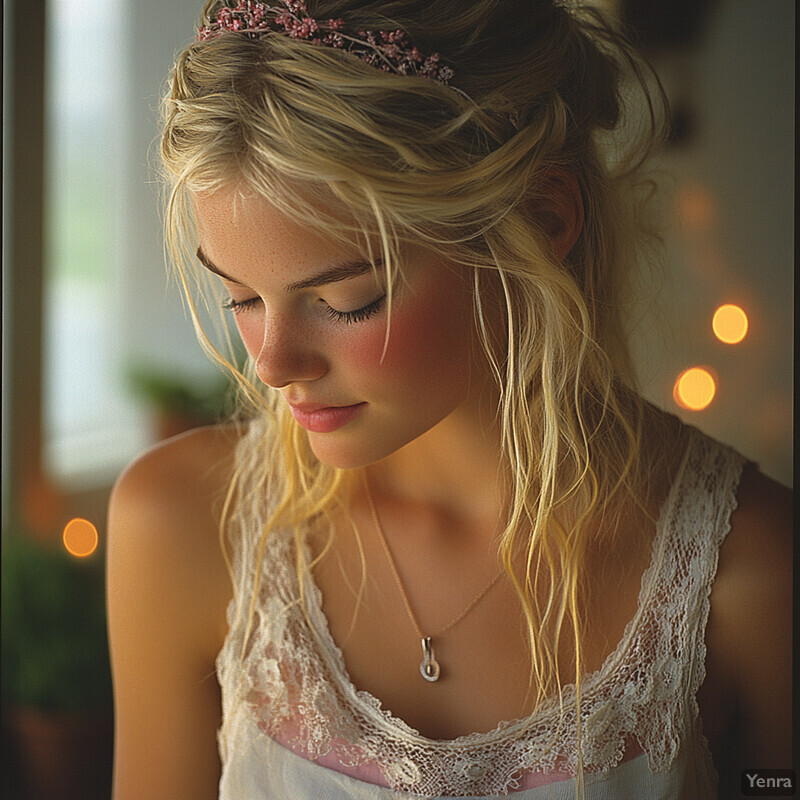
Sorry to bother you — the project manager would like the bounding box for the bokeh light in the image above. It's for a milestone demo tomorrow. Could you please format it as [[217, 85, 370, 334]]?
[[673, 367, 716, 411], [63, 518, 99, 558], [677, 182, 718, 231], [712, 304, 748, 344]]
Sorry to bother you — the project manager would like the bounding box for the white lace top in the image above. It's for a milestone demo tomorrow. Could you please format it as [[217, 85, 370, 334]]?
[[216, 424, 745, 799]]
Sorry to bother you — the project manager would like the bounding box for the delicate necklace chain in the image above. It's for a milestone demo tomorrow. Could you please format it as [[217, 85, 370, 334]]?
[[363, 476, 504, 682]]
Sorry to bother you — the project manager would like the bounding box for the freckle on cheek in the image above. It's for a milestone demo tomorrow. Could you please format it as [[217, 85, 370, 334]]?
[[354, 313, 430, 371], [349, 280, 471, 372], [345, 325, 401, 368]]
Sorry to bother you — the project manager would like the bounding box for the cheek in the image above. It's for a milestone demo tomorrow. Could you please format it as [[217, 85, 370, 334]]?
[[234, 316, 264, 359], [345, 287, 474, 384]]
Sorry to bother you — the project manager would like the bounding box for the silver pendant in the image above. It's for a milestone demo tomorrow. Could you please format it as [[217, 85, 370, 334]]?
[[420, 637, 441, 681]]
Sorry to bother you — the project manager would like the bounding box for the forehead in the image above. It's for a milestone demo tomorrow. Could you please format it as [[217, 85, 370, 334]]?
[[193, 188, 347, 282]]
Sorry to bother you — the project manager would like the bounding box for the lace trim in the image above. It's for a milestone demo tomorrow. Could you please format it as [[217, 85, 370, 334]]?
[[217, 424, 744, 796]]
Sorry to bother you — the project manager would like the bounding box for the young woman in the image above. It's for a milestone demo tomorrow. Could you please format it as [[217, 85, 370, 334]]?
[[107, 1, 792, 798]]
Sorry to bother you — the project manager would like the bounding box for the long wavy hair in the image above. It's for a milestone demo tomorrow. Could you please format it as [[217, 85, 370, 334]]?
[[161, 0, 669, 761]]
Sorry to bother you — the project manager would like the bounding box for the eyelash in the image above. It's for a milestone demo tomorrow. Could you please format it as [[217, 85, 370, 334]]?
[[324, 295, 386, 324], [221, 297, 261, 315], [222, 294, 386, 325]]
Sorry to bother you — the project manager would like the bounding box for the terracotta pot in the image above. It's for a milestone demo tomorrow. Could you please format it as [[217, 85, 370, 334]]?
[[6, 707, 113, 800]]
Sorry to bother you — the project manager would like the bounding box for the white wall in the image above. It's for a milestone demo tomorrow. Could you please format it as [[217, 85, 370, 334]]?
[[116, 0, 216, 384]]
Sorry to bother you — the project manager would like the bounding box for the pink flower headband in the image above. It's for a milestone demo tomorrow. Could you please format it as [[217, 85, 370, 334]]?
[[198, 0, 455, 86]]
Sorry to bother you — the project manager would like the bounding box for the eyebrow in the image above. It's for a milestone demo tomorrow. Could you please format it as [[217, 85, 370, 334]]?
[[195, 246, 377, 292]]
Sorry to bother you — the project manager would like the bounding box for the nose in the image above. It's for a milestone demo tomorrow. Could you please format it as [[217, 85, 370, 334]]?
[[253, 313, 327, 389]]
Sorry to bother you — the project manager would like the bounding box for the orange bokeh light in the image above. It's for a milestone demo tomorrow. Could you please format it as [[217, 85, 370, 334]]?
[[63, 518, 99, 558], [712, 304, 748, 344], [674, 367, 716, 411], [677, 182, 718, 230]]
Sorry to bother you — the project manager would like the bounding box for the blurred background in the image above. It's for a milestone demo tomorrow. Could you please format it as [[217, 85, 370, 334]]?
[[1, 0, 793, 797]]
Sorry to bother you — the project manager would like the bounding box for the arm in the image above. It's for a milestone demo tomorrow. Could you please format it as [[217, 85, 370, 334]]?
[[700, 465, 793, 791], [107, 427, 234, 800]]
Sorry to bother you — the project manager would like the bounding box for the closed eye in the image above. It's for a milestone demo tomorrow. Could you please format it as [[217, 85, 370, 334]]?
[[222, 296, 262, 314], [223, 294, 386, 324], [323, 294, 386, 324]]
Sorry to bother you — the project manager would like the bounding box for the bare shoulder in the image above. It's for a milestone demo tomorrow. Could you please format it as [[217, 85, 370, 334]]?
[[107, 423, 246, 799], [111, 421, 241, 514], [713, 464, 792, 622], [108, 422, 243, 654], [702, 464, 793, 773], [111, 423, 241, 540]]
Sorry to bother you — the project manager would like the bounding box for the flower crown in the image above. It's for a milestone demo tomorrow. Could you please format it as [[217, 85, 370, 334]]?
[[198, 0, 455, 85]]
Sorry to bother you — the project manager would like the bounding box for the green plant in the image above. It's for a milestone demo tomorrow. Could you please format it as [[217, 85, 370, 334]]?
[[127, 364, 234, 422], [1, 533, 112, 712]]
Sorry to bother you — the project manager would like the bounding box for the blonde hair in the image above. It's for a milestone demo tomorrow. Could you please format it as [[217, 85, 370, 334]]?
[[161, 0, 668, 767]]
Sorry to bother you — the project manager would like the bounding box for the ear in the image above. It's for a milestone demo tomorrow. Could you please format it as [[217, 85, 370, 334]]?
[[532, 168, 585, 262]]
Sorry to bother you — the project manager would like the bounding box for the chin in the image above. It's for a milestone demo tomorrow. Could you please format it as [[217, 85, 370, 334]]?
[[307, 443, 383, 471], [305, 416, 446, 471], [304, 431, 379, 470], [305, 419, 418, 470]]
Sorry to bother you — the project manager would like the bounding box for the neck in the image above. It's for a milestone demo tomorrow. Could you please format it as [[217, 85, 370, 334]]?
[[364, 389, 507, 530]]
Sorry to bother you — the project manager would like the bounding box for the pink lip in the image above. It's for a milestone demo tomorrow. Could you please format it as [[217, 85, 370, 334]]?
[[289, 402, 366, 433]]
